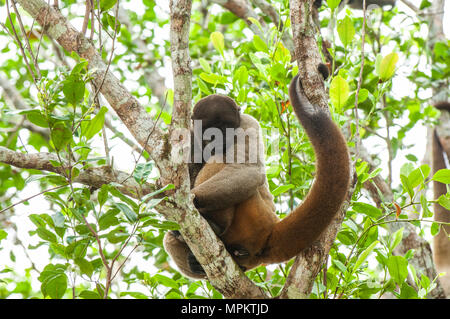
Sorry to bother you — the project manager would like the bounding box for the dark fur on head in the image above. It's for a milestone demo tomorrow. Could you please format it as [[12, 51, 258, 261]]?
[[434, 101, 450, 112], [192, 95, 241, 132]]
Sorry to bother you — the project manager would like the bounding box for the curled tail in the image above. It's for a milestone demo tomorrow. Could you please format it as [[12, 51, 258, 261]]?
[[262, 75, 351, 263]]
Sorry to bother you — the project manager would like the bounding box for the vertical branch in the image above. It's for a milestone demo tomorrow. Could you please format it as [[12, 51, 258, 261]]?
[[353, 0, 367, 159], [279, 0, 354, 298], [289, 0, 327, 108], [165, 0, 267, 298], [169, 0, 193, 133]]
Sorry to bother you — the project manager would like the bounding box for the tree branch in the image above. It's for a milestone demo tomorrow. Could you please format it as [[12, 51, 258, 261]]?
[[15, 0, 168, 164], [0, 146, 156, 199], [358, 143, 447, 299], [277, 0, 355, 298], [166, 0, 267, 298]]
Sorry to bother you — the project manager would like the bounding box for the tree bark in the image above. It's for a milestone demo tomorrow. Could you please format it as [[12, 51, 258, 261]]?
[[278, 0, 355, 298]]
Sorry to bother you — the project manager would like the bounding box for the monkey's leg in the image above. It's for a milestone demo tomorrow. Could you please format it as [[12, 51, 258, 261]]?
[[163, 231, 206, 279]]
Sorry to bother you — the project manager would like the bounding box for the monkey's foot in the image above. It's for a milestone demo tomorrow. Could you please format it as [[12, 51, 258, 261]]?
[[187, 252, 206, 276]]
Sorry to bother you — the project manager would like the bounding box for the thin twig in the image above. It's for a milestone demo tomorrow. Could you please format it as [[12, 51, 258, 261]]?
[[10, 0, 41, 79], [5, 0, 38, 84], [0, 184, 67, 214], [353, 0, 367, 160], [82, 0, 91, 35]]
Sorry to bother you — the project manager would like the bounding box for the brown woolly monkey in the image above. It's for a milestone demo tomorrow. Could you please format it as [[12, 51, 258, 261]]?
[[163, 74, 351, 279], [432, 101, 450, 296]]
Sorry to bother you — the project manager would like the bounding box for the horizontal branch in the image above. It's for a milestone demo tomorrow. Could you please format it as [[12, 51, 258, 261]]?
[[0, 146, 156, 198]]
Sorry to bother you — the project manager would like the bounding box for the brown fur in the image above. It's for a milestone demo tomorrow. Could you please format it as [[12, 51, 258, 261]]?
[[163, 75, 350, 278], [432, 101, 450, 296]]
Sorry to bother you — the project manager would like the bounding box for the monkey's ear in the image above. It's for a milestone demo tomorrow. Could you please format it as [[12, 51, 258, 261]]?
[[318, 63, 330, 80]]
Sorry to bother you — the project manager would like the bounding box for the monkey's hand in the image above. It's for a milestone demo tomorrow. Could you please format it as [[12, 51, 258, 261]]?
[[192, 164, 265, 211]]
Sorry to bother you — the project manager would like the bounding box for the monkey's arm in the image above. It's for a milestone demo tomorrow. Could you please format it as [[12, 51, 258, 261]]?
[[192, 164, 265, 211]]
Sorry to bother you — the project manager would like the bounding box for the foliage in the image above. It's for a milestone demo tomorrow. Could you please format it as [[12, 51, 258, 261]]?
[[0, 0, 449, 299]]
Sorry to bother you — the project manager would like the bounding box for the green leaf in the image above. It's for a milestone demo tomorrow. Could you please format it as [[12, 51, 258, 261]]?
[[51, 122, 72, 150], [114, 202, 137, 222], [408, 165, 430, 188], [133, 161, 154, 184], [39, 264, 68, 299], [379, 52, 399, 82], [153, 274, 179, 290], [234, 65, 248, 87], [98, 208, 120, 230], [210, 31, 224, 55], [354, 240, 378, 271], [198, 58, 211, 73], [0, 229, 7, 243], [352, 202, 382, 218], [399, 282, 418, 299], [438, 194, 450, 210], [327, 0, 341, 10], [337, 229, 357, 245], [26, 110, 49, 128], [199, 72, 227, 85], [75, 223, 96, 235], [42, 273, 67, 299], [249, 53, 267, 78], [272, 184, 295, 196], [108, 187, 139, 210], [98, 184, 109, 207], [106, 228, 129, 243], [333, 260, 347, 273], [431, 222, 440, 236], [63, 77, 85, 105], [71, 60, 89, 75], [329, 75, 349, 111], [75, 257, 94, 278], [420, 194, 433, 218], [432, 169, 450, 183], [390, 228, 403, 252], [387, 255, 409, 285], [83, 106, 108, 141], [197, 78, 212, 95], [400, 174, 414, 199], [36, 227, 57, 243], [252, 35, 268, 53], [100, 0, 118, 11], [337, 16, 355, 48]]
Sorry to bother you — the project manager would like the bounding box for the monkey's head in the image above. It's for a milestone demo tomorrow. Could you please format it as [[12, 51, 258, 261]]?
[[191, 95, 241, 131]]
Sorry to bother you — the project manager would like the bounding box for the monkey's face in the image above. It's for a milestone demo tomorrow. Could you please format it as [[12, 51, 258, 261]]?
[[191, 94, 241, 132]]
